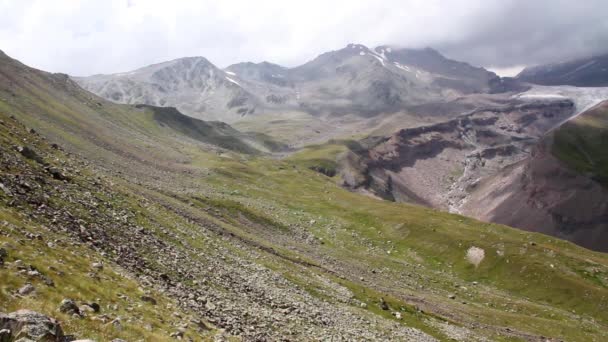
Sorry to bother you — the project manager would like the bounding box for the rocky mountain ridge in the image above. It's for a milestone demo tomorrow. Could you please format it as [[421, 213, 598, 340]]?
[[75, 43, 524, 124], [74, 56, 259, 122]]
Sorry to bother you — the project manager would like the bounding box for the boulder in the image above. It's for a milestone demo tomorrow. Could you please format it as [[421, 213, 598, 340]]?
[[0, 310, 64, 341], [18, 284, 35, 296], [0, 248, 7, 266], [140, 296, 157, 305], [86, 303, 100, 313], [380, 298, 389, 311], [47, 168, 67, 181], [17, 146, 44, 164], [58, 299, 80, 316]]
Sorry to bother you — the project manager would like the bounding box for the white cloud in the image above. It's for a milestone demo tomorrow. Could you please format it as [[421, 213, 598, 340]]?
[[0, 0, 606, 75]]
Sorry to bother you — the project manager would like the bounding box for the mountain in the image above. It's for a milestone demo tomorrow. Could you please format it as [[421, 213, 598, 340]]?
[[75, 44, 524, 127], [4, 50, 608, 341], [339, 95, 576, 207], [461, 100, 608, 251], [226, 61, 291, 87], [73, 56, 259, 122], [517, 53, 608, 87], [339, 85, 608, 251]]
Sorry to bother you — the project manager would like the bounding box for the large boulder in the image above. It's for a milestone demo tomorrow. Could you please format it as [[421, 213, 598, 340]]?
[[0, 310, 64, 341], [58, 299, 80, 316], [17, 146, 44, 164]]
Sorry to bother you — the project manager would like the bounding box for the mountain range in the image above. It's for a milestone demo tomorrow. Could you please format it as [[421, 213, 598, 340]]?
[[74, 44, 523, 124], [1, 43, 608, 342], [75, 43, 608, 251]]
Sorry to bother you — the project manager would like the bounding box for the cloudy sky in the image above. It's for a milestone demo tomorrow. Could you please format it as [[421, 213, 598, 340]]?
[[1, 0, 607, 76]]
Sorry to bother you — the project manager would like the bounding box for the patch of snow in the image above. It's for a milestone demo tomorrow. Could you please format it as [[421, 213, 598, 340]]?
[[516, 94, 567, 100], [376, 48, 387, 60], [386, 47, 392, 53], [116, 71, 137, 77], [359, 51, 365, 56], [517, 85, 608, 130], [271, 74, 284, 78], [225, 71, 236, 76], [369, 54, 385, 66], [225, 76, 240, 86], [393, 62, 411, 72]]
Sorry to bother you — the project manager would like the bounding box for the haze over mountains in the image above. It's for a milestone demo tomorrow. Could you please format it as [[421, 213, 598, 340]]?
[[1, 37, 608, 341]]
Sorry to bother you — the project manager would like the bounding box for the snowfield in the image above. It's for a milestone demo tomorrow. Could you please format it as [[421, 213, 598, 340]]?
[[517, 85, 608, 114], [517, 85, 608, 130]]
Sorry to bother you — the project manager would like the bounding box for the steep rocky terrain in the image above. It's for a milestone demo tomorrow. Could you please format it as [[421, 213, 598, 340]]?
[[74, 57, 259, 122], [340, 94, 576, 207], [517, 53, 608, 87], [339, 86, 608, 251], [3, 50, 608, 341], [461, 101, 608, 251]]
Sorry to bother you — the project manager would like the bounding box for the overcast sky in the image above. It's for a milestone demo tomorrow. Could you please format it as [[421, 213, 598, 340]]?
[[1, 0, 607, 76]]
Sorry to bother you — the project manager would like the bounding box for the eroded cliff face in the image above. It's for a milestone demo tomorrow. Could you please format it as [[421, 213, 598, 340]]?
[[461, 137, 608, 252], [341, 99, 575, 210], [341, 96, 608, 251]]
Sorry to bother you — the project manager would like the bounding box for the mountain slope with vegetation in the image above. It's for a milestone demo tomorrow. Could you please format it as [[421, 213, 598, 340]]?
[[552, 100, 608, 186], [1, 50, 608, 341]]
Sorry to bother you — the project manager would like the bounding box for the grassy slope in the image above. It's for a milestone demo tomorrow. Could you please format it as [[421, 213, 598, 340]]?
[[212, 154, 608, 340], [552, 101, 608, 186], [0, 51, 607, 340], [0, 114, 212, 340], [0, 213, 205, 341]]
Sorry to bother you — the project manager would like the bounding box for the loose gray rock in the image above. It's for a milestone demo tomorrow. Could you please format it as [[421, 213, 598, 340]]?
[[59, 299, 80, 315], [18, 284, 35, 296], [0, 248, 7, 266], [47, 168, 67, 181], [17, 146, 43, 164], [0, 329, 10, 340], [0, 310, 64, 341], [140, 295, 157, 305], [110, 318, 122, 331], [380, 298, 389, 311], [86, 303, 100, 313], [169, 330, 184, 339]]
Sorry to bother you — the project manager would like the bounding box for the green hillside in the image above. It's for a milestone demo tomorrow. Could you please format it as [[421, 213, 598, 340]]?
[[552, 101, 608, 186], [1, 50, 608, 341]]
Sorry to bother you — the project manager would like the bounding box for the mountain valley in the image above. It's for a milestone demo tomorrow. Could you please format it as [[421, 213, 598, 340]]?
[[1, 39, 608, 342]]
